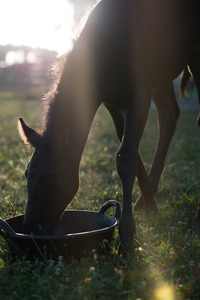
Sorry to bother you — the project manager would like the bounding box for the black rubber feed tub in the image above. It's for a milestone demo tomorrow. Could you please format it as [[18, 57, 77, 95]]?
[[0, 200, 121, 261]]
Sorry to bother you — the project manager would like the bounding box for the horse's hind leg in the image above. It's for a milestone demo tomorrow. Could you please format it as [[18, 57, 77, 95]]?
[[135, 83, 180, 212], [189, 46, 200, 128], [189, 49, 200, 227]]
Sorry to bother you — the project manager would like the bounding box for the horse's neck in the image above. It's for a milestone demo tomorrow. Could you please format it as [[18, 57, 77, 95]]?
[[45, 46, 99, 163]]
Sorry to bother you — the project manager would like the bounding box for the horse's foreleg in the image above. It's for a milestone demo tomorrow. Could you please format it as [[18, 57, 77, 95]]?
[[105, 103, 158, 214], [135, 84, 180, 213], [104, 103, 124, 141], [116, 94, 151, 257], [135, 154, 158, 213]]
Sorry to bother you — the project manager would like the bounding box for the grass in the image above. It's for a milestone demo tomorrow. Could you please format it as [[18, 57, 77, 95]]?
[[0, 90, 200, 299]]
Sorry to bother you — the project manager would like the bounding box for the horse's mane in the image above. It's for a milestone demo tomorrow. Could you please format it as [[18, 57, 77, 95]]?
[[41, 54, 67, 134], [40, 1, 100, 135]]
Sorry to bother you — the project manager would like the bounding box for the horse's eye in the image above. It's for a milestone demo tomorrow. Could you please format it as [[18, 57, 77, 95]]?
[[25, 169, 28, 178]]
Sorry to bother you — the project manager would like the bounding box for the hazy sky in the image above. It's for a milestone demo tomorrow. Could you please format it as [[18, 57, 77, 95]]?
[[0, 0, 75, 54]]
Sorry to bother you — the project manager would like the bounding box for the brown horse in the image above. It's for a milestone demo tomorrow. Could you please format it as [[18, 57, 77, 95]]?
[[18, 0, 200, 257]]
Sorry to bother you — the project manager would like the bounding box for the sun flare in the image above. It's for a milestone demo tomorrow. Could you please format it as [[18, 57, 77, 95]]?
[[0, 0, 75, 54], [154, 285, 175, 300]]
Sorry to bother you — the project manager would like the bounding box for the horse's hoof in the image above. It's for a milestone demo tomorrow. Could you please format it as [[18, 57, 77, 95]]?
[[134, 196, 144, 211], [134, 196, 158, 215], [118, 242, 135, 259], [144, 200, 158, 215]]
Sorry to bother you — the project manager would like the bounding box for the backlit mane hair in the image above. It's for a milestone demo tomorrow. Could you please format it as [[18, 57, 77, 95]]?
[[40, 1, 99, 135]]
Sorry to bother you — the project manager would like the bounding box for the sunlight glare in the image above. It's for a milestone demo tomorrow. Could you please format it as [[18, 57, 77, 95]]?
[[0, 0, 75, 54], [154, 285, 175, 300]]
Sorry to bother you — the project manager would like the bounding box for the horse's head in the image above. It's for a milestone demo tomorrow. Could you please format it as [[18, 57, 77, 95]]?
[[18, 118, 79, 235]]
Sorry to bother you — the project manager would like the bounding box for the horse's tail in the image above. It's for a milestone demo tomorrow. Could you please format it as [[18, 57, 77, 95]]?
[[179, 67, 191, 100], [179, 66, 200, 127]]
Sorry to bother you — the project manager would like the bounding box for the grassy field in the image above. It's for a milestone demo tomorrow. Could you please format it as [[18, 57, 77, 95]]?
[[0, 90, 200, 299]]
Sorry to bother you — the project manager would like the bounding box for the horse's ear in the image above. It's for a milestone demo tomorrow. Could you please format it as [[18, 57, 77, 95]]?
[[18, 118, 42, 148]]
